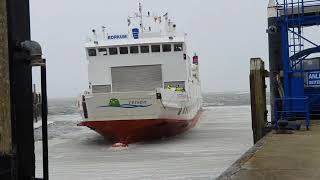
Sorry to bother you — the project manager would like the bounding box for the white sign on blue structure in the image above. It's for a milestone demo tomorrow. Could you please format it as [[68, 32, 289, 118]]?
[[108, 34, 127, 40], [307, 71, 320, 87]]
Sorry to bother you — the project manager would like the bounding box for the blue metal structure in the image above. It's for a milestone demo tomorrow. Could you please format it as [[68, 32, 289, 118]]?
[[275, 0, 320, 129]]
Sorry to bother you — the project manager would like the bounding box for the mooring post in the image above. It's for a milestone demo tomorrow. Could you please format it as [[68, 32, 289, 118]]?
[[250, 58, 268, 144], [0, 1, 12, 178]]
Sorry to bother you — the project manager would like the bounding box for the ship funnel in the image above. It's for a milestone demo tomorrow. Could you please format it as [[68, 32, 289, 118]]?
[[268, 0, 277, 18]]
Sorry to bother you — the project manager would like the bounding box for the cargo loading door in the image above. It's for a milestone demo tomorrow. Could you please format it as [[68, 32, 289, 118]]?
[[111, 65, 163, 92]]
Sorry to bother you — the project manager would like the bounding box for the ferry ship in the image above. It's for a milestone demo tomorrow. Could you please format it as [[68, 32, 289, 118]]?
[[77, 4, 202, 146]]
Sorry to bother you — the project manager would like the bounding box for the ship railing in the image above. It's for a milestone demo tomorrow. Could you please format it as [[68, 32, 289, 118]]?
[[274, 96, 310, 130]]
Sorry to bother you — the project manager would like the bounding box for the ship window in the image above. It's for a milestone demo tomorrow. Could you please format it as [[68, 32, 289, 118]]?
[[98, 48, 107, 55], [109, 47, 118, 55], [174, 44, 183, 51], [140, 45, 150, 53], [162, 44, 171, 52], [120, 47, 129, 54], [130, 46, 139, 54], [88, 48, 97, 56], [92, 85, 111, 93], [151, 45, 161, 52]]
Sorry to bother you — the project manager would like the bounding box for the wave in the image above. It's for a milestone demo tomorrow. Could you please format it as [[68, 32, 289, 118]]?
[[48, 98, 78, 116]]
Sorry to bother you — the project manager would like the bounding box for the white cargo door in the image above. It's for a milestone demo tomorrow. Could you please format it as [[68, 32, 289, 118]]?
[[111, 65, 162, 92]]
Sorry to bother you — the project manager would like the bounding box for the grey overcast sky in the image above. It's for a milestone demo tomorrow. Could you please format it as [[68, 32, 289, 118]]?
[[30, 0, 269, 98]]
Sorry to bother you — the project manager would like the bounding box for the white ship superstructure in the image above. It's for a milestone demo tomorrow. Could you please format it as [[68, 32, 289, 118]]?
[[77, 4, 202, 145]]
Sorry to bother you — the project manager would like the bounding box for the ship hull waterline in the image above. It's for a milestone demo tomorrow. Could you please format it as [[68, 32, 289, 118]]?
[[78, 112, 202, 146]]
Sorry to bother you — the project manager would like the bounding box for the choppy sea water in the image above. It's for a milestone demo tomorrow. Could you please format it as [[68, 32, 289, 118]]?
[[35, 92, 254, 179]]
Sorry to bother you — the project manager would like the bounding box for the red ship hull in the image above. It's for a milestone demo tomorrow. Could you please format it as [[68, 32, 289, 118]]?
[[78, 112, 201, 145]]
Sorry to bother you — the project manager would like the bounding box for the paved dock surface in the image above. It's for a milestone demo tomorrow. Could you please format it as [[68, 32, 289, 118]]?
[[218, 122, 320, 180], [35, 106, 252, 180]]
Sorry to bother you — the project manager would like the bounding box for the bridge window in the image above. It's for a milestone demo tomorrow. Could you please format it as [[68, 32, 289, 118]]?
[[120, 47, 129, 54], [151, 45, 161, 52], [98, 48, 107, 55], [174, 44, 183, 51], [162, 44, 172, 52], [130, 46, 139, 54], [88, 48, 97, 56], [92, 85, 111, 93], [109, 47, 118, 55], [140, 45, 150, 53]]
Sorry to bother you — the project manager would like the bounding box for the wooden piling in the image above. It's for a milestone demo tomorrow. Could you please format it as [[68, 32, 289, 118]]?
[[250, 58, 268, 144], [0, 0, 12, 154]]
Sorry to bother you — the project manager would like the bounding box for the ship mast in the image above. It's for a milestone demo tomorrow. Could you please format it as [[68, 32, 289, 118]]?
[[139, 3, 143, 33]]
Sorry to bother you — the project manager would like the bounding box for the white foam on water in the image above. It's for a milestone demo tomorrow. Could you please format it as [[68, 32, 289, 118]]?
[[48, 113, 81, 122], [34, 121, 54, 129]]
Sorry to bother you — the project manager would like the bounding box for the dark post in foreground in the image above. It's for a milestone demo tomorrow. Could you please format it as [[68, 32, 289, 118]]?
[[0, 0, 42, 179], [250, 58, 269, 144], [0, 0, 12, 178]]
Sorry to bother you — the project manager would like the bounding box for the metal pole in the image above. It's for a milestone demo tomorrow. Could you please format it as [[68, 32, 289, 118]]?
[[268, 1, 283, 124], [41, 60, 49, 180]]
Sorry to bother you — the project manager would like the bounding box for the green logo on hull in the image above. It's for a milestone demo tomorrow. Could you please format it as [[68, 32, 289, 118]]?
[[97, 98, 152, 109], [108, 98, 121, 107]]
